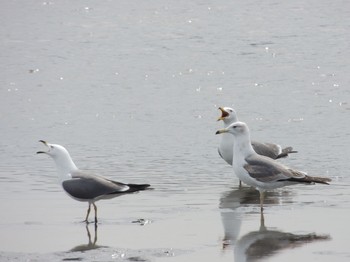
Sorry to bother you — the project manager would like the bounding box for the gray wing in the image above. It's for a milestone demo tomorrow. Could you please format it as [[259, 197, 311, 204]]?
[[251, 141, 281, 159], [252, 141, 297, 159], [62, 170, 129, 200], [244, 155, 305, 183]]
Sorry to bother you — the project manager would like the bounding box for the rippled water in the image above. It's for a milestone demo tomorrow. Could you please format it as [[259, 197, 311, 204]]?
[[1, 0, 350, 261]]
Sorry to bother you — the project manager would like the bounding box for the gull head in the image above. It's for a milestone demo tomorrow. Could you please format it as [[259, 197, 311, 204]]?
[[37, 140, 78, 176], [37, 140, 70, 158], [215, 121, 249, 136], [217, 107, 238, 124]]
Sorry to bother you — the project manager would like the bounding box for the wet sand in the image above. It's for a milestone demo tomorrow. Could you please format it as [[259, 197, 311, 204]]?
[[1, 182, 348, 261]]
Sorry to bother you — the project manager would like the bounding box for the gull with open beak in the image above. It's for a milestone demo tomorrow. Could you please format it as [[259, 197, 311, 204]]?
[[217, 106, 297, 165], [216, 122, 331, 212], [37, 140, 150, 224]]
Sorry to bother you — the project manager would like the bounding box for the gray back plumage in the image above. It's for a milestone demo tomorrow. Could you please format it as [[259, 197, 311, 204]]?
[[251, 141, 297, 160], [244, 154, 331, 184], [62, 170, 129, 200], [244, 155, 305, 183]]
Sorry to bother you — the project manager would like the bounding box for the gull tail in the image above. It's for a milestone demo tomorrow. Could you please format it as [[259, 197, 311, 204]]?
[[306, 175, 332, 185], [276, 146, 298, 159], [284, 175, 331, 185], [127, 183, 151, 192]]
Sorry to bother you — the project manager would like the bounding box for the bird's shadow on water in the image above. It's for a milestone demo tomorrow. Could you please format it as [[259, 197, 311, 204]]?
[[219, 187, 331, 261], [68, 224, 107, 253]]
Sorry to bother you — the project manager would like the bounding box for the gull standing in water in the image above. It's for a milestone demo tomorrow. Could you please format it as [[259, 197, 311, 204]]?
[[37, 140, 150, 223], [216, 122, 331, 213], [217, 107, 297, 186], [217, 107, 297, 165]]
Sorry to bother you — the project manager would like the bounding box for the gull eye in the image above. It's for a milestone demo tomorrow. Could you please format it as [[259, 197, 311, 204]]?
[[233, 125, 237, 129], [229, 109, 233, 112]]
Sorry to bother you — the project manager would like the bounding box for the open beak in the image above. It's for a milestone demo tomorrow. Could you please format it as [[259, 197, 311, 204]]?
[[215, 128, 228, 135], [37, 140, 49, 154], [217, 107, 229, 121]]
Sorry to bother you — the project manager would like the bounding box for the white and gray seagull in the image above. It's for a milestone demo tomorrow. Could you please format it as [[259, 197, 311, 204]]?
[[217, 107, 297, 166], [216, 122, 331, 212], [37, 140, 150, 223]]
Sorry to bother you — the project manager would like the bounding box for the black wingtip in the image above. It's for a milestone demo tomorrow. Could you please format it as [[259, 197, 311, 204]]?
[[282, 176, 331, 185], [128, 184, 151, 191]]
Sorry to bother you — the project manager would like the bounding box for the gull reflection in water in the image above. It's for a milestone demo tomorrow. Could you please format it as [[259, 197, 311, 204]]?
[[220, 188, 330, 261], [234, 217, 330, 262], [69, 224, 107, 252], [220, 187, 288, 248]]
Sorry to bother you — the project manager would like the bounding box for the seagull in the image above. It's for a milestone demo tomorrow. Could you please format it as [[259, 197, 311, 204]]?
[[217, 107, 297, 166], [37, 140, 151, 224], [216, 122, 331, 212]]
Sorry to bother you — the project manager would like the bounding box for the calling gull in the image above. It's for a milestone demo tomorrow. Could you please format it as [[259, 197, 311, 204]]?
[[37, 140, 150, 223]]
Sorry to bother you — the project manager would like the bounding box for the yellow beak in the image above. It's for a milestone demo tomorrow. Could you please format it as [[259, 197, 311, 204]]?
[[215, 128, 228, 135]]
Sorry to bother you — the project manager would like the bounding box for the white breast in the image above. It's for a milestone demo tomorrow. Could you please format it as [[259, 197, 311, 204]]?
[[219, 133, 234, 165]]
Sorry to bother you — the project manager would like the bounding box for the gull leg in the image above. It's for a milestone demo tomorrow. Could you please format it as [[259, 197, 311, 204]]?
[[260, 212, 265, 230], [259, 195, 267, 232], [259, 191, 265, 213], [239, 180, 242, 188], [93, 203, 98, 224], [84, 203, 91, 223]]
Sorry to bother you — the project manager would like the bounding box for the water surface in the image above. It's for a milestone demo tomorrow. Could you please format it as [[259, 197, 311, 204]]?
[[1, 0, 350, 261]]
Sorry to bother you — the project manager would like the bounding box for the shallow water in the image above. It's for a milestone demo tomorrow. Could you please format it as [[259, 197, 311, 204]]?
[[1, 0, 350, 261]]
